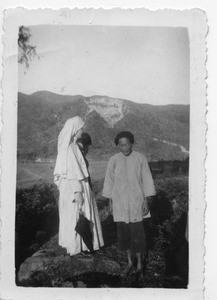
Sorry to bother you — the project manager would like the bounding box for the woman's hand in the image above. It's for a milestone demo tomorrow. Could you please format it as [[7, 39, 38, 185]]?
[[74, 192, 84, 207], [142, 199, 149, 216], [54, 175, 61, 188]]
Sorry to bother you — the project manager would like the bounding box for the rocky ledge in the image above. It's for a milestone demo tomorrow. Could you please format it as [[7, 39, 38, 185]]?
[[17, 234, 126, 287]]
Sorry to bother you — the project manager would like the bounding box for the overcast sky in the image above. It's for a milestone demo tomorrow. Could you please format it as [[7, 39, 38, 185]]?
[[19, 25, 189, 105]]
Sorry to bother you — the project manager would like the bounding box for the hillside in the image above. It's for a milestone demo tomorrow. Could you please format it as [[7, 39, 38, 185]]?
[[17, 91, 189, 161]]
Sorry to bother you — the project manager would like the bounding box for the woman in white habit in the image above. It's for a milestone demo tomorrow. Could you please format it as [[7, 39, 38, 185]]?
[[54, 116, 104, 256]]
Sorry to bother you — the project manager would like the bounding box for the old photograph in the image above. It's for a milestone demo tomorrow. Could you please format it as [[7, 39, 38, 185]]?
[[1, 8, 207, 299], [16, 23, 190, 288]]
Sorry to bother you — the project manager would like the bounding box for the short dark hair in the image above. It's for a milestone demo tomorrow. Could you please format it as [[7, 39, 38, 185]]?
[[114, 131, 134, 145], [78, 132, 92, 146]]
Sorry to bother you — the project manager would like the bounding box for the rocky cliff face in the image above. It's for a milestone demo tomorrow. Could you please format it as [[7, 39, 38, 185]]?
[[84, 96, 125, 127]]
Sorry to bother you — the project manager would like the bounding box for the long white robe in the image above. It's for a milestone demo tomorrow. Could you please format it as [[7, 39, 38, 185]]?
[[54, 117, 104, 255], [58, 175, 104, 255]]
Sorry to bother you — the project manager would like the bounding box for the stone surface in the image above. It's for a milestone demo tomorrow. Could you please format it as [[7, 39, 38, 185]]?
[[17, 234, 122, 286], [18, 252, 71, 283]]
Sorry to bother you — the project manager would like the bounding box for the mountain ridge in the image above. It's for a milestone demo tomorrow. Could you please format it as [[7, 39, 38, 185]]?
[[17, 91, 189, 161]]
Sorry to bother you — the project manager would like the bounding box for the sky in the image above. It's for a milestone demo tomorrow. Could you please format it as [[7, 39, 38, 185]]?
[[18, 25, 190, 105]]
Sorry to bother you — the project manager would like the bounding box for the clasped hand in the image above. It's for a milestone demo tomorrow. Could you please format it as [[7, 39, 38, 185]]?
[[74, 192, 84, 209]]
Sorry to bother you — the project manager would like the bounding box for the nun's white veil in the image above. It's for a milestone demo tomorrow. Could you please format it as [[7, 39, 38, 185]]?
[[54, 116, 88, 185]]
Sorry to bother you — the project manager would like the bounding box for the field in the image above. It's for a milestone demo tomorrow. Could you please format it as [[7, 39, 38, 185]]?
[[17, 159, 108, 189]]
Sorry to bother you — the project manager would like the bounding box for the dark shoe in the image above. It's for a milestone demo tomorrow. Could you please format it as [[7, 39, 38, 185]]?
[[81, 251, 93, 258]]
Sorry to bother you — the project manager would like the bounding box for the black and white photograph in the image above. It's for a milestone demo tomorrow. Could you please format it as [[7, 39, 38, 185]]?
[[16, 24, 190, 288], [1, 7, 207, 300]]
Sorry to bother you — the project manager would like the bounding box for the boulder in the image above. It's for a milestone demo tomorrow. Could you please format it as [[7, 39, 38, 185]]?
[[18, 251, 71, 283], [17, 234, 121, 287]]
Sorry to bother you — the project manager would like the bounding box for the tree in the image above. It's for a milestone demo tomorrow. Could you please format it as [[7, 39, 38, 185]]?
[[18, 26, 36, 68]]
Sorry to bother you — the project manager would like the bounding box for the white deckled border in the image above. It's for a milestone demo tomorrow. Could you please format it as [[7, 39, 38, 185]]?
[[1, 8, 207, 300]]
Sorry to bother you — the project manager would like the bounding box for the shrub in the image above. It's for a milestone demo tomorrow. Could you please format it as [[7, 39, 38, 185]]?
[[16, 183, 59, 236], [16, 183, 59, 270]]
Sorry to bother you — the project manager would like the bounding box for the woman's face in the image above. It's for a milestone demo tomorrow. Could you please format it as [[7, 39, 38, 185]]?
[[118, 137, 132, 156], [75, 128, 83, 139]]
